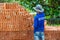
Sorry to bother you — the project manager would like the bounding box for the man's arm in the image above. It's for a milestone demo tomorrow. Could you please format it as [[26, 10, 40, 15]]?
[[34, 17, 38, 28], [44, 20, 47, 27]]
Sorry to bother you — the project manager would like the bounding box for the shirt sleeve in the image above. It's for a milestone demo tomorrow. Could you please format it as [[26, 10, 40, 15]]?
[[34, 17, 38, 28], [44, 13, 45, 20]]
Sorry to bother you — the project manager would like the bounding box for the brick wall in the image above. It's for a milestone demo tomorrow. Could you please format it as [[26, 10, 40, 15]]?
[[0, 3, 34, 40], [45, 26, 60, 40]]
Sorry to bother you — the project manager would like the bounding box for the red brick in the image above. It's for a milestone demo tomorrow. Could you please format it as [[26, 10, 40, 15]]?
[[0, 3, 34, 40]]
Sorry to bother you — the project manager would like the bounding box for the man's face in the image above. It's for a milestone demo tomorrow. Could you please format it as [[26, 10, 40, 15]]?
[[36, 12, 40, 13], [36, 10, 40, 13]]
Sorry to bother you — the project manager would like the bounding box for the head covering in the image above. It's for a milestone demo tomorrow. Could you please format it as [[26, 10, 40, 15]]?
[[33, 4, 44, 12]]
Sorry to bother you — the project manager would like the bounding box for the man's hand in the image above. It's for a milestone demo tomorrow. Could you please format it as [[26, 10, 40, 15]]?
[[44, 20, 47, 27]]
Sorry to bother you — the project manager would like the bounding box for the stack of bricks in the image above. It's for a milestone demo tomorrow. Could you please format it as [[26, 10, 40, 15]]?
[[45, 26, 60, 40], [0, 3, 34, 40]]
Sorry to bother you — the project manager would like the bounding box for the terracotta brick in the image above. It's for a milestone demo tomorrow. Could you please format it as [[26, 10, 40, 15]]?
[[0, 3, 34, 40], [45, 27, 60, 40]]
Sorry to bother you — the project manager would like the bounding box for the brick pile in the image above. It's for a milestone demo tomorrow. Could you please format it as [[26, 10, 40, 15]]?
[[45, 26, 60, 40], [0, 3, 34, 40]]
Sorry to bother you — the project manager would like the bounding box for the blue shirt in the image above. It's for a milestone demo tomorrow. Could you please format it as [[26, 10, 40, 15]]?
[[34, 12, 45, 33]]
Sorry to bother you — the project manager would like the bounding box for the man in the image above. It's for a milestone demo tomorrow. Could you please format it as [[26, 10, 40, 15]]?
[[33, 4, 45, 40]]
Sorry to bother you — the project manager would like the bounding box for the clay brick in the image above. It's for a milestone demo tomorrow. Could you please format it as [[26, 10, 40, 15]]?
[[0, 31, 34, 40], [0, 3, 5, 9], [0, 3, 34, 40], [45, 27, 60, 40]]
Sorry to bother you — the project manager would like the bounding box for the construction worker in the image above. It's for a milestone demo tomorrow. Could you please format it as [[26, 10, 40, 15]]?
[[33, 4, 45, 40]]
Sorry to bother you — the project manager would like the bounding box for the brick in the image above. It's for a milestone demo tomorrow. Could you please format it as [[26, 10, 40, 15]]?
[[0, 3, 34, 40], [45, 26, 60, 40]]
